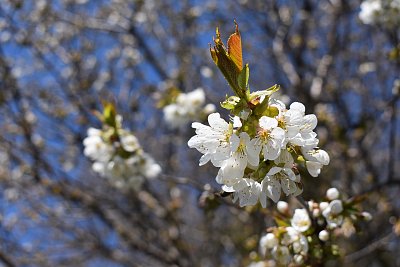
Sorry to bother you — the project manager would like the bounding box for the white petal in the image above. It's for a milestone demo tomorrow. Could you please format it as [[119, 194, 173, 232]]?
[[87, 127, 101, 136], [281, 178, 297, 195], [238, 131, 250, 144], [283, 168, 297, 181], [274, 149, 294, 167], [222, 184, 235, 192], [263, 140, 281, 160], [306, 161, 323, 177], [267, 166, 282, 176], [259, 188, 267, 208], [302, 114, 317, 132], [219, 153, 247, 180], [229, 134, 240, 152], [208, 113, 229, 131], [199, 154, 211, 166], [290, 102, 305, 114], [315, 149, 330, 165], [259, 116, 278, 130], [237, 180, 261, 207], [270, 127, 286, 145], [302, 148, 330, 165], [263, 176, 281, 203], [247, 139, 260, 167], [215, 168, 224, 184], [233, 116, 242, 128]]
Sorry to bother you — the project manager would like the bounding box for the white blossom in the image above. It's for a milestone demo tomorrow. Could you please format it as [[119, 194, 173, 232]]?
[[359, 0, 382, 24], [293, 254, 304, 265], [326, 187, 340, 200], [359, 0, 400, 28], [322, 200, 344, 228], [216, 132, 259, 181], [302, 148, 330, 177], [83, 128, 113, 162], [318, 230, 329, 241], [250, 116, 285, 160], [262, 150, 302, 203], [277, 201, 289, 214], [188, 113, 232, 167], [216, 132, 265, 207], [291, 209, 311, 232], [223, 178, 265, 207], [271, 245, 291, 265], [362, 211, 373, 221], [163, 88, 216, 128], [260, 233, 279, 252], [319, 201, 329, 211], [83, 125, 161, 191]]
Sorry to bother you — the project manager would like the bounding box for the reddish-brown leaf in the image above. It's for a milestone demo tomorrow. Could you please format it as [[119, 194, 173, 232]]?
[[227, 21, 243, 71]]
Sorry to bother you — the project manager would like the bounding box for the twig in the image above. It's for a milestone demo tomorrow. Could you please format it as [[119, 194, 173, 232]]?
[[344, 232, 395, 263]]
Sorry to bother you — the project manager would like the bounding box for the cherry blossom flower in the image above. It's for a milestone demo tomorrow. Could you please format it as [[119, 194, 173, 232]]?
[[250, 116, 285, 160], [291, 209, 311, 232], [188, 113, 233, 167]]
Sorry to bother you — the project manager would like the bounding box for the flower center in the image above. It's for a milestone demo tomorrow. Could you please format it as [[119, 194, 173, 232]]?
[[277, 117, 286, 129], [237, 138, 247, 153], [258, 129, 271, 141]]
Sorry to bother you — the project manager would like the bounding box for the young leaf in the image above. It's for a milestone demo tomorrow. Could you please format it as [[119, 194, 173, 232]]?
[[210, 22, 247, 100], [237, 63, 249, 93], [227, 21, 243, 71], [220, 95, 240, 110], [103, 102, 117, 128], [249, 84, 280, 101]]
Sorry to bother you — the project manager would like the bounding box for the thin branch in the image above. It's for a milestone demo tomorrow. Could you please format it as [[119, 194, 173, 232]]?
[[344, 231, 395, 263]]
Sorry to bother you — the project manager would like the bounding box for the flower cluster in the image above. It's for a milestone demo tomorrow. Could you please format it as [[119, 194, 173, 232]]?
[[188, 98, 329, 207], [259, 219, 309, 265], [251, 188, 371, 266], [188, 25, 329, 207], [162, 88, 216, 129], [359, 0, 400, 28], [83, 105, 161, 190]]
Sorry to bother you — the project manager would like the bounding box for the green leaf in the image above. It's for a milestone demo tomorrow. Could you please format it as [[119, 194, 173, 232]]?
[[264, 106, 279, 117], [249, 84, 280, 101], [103, 102, 117, 128], [220, 95, 240, 110], [237, 63, 249, 93], [274, 216, 290, 227]]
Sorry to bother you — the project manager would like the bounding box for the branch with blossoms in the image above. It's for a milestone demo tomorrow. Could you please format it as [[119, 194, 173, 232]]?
[[187, 23, 372, 266], [189, 23, 329, 207], [83, 102, 161, 191]]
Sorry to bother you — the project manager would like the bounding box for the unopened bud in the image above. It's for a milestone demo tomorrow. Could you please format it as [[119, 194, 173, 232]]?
[[361, 211, 372, 221], [312, 208, 321, 217], [294, 254, 304, 264], [329, 200, 343, 215], [260, 233, 278, 249], [326, 188, 340, 200], [319, 202, 329, 211], [277, 201, 289, 214], [318, 230, 329, 241]]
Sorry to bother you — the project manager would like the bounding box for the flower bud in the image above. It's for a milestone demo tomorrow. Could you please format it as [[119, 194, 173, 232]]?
[[312, 208, 321, 218], [361, 211, 372, 221], [260, 233, 278, 249], [326, 188, 340, 200], [203, 103, 216, 114], [319, 202, 329, 211], [277, 201, 289, 214], [318, 230, 329, 241], [329, 200, 343, 215], [294, 254, 304, 265]]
